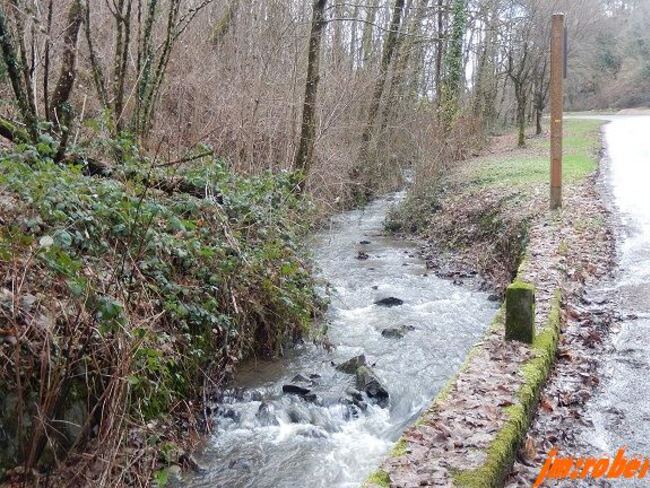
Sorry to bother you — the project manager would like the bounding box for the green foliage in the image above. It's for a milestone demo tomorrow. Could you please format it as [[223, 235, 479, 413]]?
[[0, 148, 321, 423], [153, 468, 169, 487], [391, 438, 408, 457], [365, 470, 391, 488]]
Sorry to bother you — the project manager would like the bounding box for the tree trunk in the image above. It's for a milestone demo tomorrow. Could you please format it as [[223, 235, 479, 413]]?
[[472, 8, 495, 127], [293, 0, 327, 191], [533, 61, 549, 136], [0, 5, 38, 141], [84, 2, 108, 110], [43, 0, 54, 120], [361, 0, 405, 145], [361, 0, 379, 65], [349, 3, 359, 65], [211, 0, 239, 46], [516, 92, 526, 147], [112, 0, 132, 133], [434, 0, 445, 106], [440, 0, 467, 127], [49, 0, 84, 126], [331, 1, 344, 64], [380, 0, 428, 131], [9, 0, 37, 123]]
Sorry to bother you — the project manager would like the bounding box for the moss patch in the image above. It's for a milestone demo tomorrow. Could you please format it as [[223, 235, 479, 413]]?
[[364, 469, 391, 488], [391, 439, 408, 457], [505, 281, 536, 344]]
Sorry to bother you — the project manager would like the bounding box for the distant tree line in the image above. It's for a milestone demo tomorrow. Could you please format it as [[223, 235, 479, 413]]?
[[0, 0, 647, 201]]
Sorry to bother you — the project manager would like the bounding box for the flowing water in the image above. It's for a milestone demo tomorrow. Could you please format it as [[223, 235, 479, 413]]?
[[185, 190, 498, 488]]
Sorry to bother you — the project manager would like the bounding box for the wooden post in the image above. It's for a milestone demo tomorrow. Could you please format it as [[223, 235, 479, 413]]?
[[549, 13, 565, 210]]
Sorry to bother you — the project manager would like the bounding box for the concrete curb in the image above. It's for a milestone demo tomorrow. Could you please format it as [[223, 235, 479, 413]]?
[[454, 289, 561, 487]]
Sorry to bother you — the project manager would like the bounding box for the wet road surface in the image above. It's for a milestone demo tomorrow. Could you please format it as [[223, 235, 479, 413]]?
[[579, 115, 650, 483]]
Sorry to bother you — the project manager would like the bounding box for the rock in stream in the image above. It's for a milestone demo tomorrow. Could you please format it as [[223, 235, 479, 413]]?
[[355, 366, 389, 407], [374, 297, 404, 307]]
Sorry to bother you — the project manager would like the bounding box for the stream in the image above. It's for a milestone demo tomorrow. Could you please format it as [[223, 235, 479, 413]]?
[[185, 190, 499, 488]]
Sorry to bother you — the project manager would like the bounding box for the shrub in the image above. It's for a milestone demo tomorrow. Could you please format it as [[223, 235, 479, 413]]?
[[0, 147, 322, 484]]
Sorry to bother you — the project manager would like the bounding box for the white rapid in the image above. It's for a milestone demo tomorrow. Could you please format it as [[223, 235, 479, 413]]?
[[184, 190, 498, 488]]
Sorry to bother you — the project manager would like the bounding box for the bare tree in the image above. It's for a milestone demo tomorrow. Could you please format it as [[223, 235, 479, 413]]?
[[0, 3, 38, 141], [0, 0, 84, 158], [49, 0, 84, 145], [439, 0, 467, 127], [294, 0, 327, 190], [361, 0, 405, 148]]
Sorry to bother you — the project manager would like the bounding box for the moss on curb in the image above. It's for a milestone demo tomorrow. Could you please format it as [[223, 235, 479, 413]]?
[[391, 439, 408, 457], [505, 280, 536, 344], [453, 289, 562, 488], [364, 469, 391, 488]]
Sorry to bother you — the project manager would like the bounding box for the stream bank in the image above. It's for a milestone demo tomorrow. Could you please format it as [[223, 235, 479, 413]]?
[[369, 118, 611, 487]]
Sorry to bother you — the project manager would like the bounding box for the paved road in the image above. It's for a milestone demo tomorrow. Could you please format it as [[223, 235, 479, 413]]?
[[580, 115, 650, 483]]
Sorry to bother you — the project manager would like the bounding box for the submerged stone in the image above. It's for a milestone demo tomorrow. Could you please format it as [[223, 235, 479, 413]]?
[[297, 426, 328, 439], [374, 297, 404, 307], [255, 401, 279, 426], [355, 366, 389, 407], [344, 387, 368, 410], [228, 458, 252, 472], [303, 393, 320, 404], [381, 325, 416, 339], [218, 407, 240, 422], [244, 390, 263, 402], [291, 373, 312, 384], [282, 384, 311, 396]]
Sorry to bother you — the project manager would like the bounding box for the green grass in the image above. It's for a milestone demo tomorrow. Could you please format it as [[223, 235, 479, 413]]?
[[470, 119, 604, 187]]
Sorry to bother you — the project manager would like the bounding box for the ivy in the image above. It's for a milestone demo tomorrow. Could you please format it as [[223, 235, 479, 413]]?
[[0, 149, 323, 423]]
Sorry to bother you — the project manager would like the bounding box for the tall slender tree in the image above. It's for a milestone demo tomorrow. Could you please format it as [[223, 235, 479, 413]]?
[[440, 0, 467, 127], [293, 0, 327, 190], [361, 0, 405, 146]]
